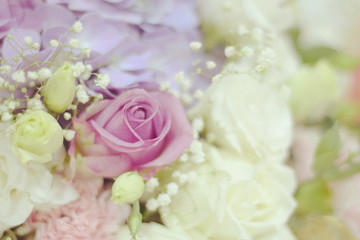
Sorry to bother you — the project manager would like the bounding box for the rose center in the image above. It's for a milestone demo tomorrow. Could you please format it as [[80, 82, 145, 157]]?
[[133, 108, 146, 119]]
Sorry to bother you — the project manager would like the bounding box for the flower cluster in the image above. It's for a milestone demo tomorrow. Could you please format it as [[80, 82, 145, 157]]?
[[2, 1, 359, 240]]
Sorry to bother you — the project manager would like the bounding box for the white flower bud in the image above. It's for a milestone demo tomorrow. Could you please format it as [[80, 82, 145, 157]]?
[[43, 62, 75, 113], [190, 41, 202, 51], [111, 171, 145, 204], [23, 36, 33, 46], [12, 70, 26, 83], [71, 21, 83, 33], [50, 39, 59, 48]]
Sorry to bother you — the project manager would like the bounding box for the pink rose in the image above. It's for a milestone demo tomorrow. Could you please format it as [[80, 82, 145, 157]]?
[[71, 88, 192, 178]]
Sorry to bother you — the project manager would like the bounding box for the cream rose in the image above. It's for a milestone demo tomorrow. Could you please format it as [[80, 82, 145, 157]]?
[[0, 132, 77, 235], [11, 110, 64, 163], [191, 73, 292, 163], [160, 145, 296, 240], [197, 0, 296, 46]]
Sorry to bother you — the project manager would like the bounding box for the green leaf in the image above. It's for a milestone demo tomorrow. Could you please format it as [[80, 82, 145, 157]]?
[[296, 178, 333, 214], [313, 123, 341, 175]]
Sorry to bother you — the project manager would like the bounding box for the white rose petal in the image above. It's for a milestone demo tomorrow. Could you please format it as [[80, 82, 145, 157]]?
[[190, 73, 292, 163], [161, 144, 296, 240]]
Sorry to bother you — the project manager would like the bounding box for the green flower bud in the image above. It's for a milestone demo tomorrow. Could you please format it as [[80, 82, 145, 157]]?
[[128, 200, 142, 240], [43, 62, 75, 113], [111, 171, 145, 204]]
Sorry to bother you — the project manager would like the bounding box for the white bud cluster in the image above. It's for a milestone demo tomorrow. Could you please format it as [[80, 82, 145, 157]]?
[[38, 68, 52, 81], [189, 41, 202, 51], [71, 21, 83, 33], [76, 85, 90, 104], [12, 70, 26, 83], [63, 129, 76, 141], [27, 98, 45, 111], [94, 74, 110, 89], [145, 178, 159, 193], [68, 38, 79, 49]]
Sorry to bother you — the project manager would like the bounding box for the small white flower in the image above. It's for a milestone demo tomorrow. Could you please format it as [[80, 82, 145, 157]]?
[[1, 112, 13, 121], [157, 193, 171, 206], [50, 39, 59, 48], [23, 36, 33, 46], [63, 112, 72, 120], [94, 74, 110, 89], [76, 85, 90, 104], [12, 70, 26, 83], [82, 48, 91, 58], [68, 38, 79, 48], [0, 65, 11, 74], [27, 98, 45, 111], [72, 62, 86, 78], [27, 71, 39, 80], [166, 183, 179, 196], [224, 46, 236, 57], [31, 42, 40, 50], [145, 178, 159, 192], [206, 61, 217, 69], [146, 198, 159, 211], [63, 129, 76, 141], [71, 21, 83, 33], [189, 41, 202, 51], [38, 68, 52, 81]]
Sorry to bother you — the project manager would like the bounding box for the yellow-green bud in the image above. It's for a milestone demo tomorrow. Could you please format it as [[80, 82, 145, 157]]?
[[111, 171, 145, 204], [43, 62, 75, 113], [128, 200, 142, 240]]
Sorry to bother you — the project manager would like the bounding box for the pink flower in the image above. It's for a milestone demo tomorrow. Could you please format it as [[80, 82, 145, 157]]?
[[25, 174, 130, 240], [70, 88, 192, 178]]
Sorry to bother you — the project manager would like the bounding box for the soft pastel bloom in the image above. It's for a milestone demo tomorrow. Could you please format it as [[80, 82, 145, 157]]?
[[190, 73, 292, 163], [99, 29, 200, 88], [25, 174, 130, 240], [71, 88, 193, 178], [161, 144, 297, 240], [117, 222, 191, 240], [289, 61, 341, 122], [43, 62, 75, 113], [0, 130, 77, 235], [0, 0, 44, 38], [112, 171, 145, 204], [291, 127, 322, 182], [47, 0, 199, 32], [330, 174, 360, 238], [296, 0, 360, 55], [197, 0, 296, 46], [11, 110, 64, 163]]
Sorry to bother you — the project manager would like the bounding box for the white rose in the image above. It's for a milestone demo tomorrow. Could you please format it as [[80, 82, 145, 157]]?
[[11, 110, 64, 163], [197, 0, 296, 45], [0, 133, 77, 235], [117, 222, 192, 240], [161, 145, 297, 240], [296, 0, 360, 55], [191, 73, 292, 163]]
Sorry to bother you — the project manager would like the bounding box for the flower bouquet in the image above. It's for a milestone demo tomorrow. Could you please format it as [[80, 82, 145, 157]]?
[[0, 1, 359, 240]]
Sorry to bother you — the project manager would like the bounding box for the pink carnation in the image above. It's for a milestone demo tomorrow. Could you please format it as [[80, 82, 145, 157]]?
[[25, 174, 130, 240]]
